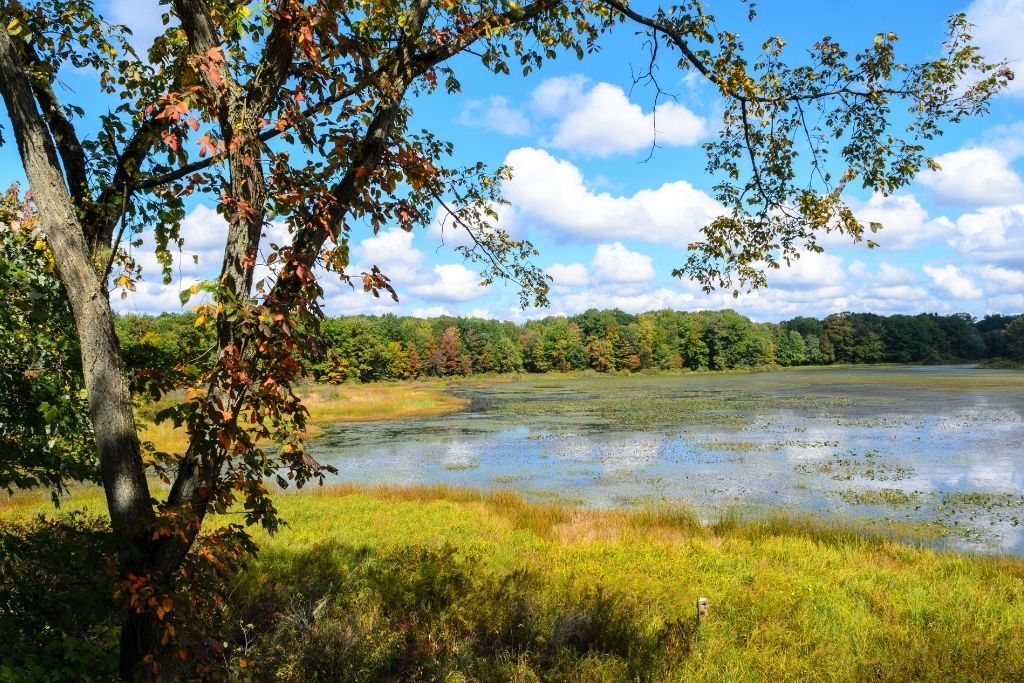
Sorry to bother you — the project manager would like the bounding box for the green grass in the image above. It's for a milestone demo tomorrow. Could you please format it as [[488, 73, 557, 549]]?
[[4, 484, 1023, 681]]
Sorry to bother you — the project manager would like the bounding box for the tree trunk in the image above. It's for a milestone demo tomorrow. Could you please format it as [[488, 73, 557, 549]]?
[[0, 29, 153, 537]]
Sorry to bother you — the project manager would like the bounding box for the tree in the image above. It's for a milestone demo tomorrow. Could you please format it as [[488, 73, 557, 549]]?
[[774, 328, 807, 366], [0, 0, 1009, 675], [1007, 316, 1024, 361]]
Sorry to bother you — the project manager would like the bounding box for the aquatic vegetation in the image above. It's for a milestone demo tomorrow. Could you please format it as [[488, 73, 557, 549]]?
[[794, 450, 915, 481], [836, 488, 923, 506]]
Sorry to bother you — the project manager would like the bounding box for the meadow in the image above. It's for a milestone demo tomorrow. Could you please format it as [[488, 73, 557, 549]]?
[[3, 483, 1024, 681]]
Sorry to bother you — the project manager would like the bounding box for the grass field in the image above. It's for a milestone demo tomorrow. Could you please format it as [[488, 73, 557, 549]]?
[[4, 484, 1023, 681]]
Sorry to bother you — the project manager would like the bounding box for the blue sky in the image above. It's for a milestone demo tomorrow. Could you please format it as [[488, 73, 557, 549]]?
[[4, 0, 1024, 322]]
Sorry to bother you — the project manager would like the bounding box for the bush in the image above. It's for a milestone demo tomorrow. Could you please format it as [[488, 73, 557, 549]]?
[[0, 514, 119, 681]]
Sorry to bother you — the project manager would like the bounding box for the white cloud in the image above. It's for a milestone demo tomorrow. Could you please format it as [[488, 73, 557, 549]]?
[[531, 75, 588, 116], [504, 147, 722, 246], [427, 202, 519, 250], [531, 76, 708, 156], [355, 228, 423, 271], [847, 261, 917, 286], [770, 252, 845, 290], [848, 193, 955, 248], [408, 264, 487, 302], [966, 0, 1024, 98], [544, 287, 699, 316], [112, 276, 203, 315], [457, 96, 531, 136], [918, 147, 1024, 207], [977, 265, 1024, 292], [870, 284, 930, 301], [950, 203, 1024, 268], [982, 122, 1024, 158], [410, 306, 451, 318], [876, 262, 917, 285], [591, 242, 656, 283], [923, 265, 983, 300], [547, 262, 590, 287], [124, 203, 226, 285]]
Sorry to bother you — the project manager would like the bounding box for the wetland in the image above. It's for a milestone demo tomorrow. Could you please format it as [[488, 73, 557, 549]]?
[[313, 365, 1024, 553]]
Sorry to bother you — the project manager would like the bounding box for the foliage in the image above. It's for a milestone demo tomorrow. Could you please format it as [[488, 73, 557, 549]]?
[[0, 513, 118, 681], [0, 186, 96, 499], [1006, 315, 1024, 361], [118, 307, 1024, 386]]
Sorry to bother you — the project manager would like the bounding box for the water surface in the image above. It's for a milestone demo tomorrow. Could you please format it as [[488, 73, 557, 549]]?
[[311, 366, 1024, 553]]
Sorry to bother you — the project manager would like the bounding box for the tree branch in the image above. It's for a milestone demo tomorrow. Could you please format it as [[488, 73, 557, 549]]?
[[244, 0, 298, 118], [21, 43, 89, 207]]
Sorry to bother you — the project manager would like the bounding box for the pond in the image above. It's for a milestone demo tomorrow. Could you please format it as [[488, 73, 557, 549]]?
[[310, 366, 1024, 554]]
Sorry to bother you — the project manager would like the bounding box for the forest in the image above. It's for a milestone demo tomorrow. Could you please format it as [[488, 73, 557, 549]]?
[[116, 308, 1024, 385]]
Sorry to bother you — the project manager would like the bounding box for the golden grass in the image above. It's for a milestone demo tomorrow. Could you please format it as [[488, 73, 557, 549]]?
[[260, 485, 1024, 681], [137, 381, 466, 454]]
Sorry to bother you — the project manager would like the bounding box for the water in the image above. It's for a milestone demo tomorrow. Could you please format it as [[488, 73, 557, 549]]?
[[310, 365, 1024, 553]]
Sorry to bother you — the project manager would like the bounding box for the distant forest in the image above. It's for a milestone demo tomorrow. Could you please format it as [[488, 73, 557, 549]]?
[[116, 309, 1024, 385]]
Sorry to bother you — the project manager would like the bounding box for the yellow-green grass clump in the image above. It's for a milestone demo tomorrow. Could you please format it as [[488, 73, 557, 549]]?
[[4, 484, 1023, 681]]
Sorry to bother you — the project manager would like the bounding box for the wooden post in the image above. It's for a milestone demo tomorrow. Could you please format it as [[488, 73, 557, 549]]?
[[696, 596, 708, 642]]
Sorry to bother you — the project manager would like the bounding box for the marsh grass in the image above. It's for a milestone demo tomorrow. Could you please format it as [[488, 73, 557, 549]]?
[[257, 485, 1024, 681], [5, 484, 1024, 680]]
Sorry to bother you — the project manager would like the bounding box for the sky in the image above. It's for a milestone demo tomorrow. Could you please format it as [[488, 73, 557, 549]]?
[[4, 0, 1024, 322]]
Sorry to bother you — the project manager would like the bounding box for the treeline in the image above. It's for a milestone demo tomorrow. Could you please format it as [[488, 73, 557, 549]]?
[[115, 309, 1024, 385]]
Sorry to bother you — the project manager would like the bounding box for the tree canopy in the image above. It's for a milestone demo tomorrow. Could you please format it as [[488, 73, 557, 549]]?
[[0, 0, 1011, 675]]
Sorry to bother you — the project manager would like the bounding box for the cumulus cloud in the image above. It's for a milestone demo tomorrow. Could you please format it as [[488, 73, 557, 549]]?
[[112, 276, 204, 315], [530, 76, 708, 156], [966, 0, 1024, 98], [770, 252, 845, 290], [457, 96, 531, 136], [547, 262, 590, 287], [409, 264, 487, 302], [923, 265, 983, 300], [847, 193, 955, 248], [355, 228, 423, 271], [918, 147, 1024, 207], [977, 264, 1024, 292], [876, 262, 917, 285], [950, 203, 1024, 268], [544, 287, 699, 316], [591, 242, 656, 283], [426, 202, 520, 250], [503, 147, 722, 246]]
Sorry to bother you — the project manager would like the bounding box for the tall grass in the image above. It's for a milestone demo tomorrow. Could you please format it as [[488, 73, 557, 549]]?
[[4, 484, 1023, 680]]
